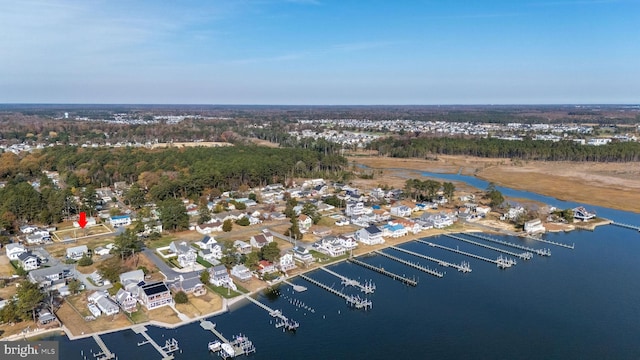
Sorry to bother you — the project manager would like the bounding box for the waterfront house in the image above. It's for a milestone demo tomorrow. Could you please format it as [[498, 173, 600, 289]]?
[[169, 241, 197, 268], [37, 310, 58, 326], [88, 290, 120, 316], [382, 223, 408, 238], [355, 225, 384, 245], [524, 219, 546, 234], [115, 288, 138, 313], [279, 253, 296, 272], [390, 218, 421, 234], [209, 265, 233, 287], [17, 252, 39, 271], [230, 264, 253, 282], [171, 276, 206, 296], [138, 281, 173, 310], [293, 246, 314, 266], [573, 207, 596, 221], [66, 245, 88, 261], [5, 243, 27, 261], [314, 237, 346, 257], [258, 260, 278, 275]]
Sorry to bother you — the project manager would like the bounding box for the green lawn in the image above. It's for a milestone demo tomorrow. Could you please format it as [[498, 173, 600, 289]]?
[[206, 284, 243, 299], [146, 235, 176, 249], [196, 256, 213, 268]]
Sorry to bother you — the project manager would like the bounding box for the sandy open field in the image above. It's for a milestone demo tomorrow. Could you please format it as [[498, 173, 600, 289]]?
[[349, 155, 640, 213]]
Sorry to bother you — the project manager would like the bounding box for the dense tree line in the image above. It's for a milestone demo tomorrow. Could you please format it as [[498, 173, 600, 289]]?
[[369, 137, 640, 162]]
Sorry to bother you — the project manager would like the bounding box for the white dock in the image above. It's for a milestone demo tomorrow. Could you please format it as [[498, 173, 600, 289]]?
[[522, 235, 574, 249], [611, 221, 640, 232], [299, 274, 373, 310], [465, 232, 550, 256], [132, 326, 175, 360], [283, 280, 307, 292], [200, 320, 257, 357], [374, 250, 444, 278], [444, 233, 533, 260], [319, 267, 376, 294], [243, 295, 299, 331], [417, 240, 516, 269], [389, 246, 472, 273], [91, 334, 116, 360]]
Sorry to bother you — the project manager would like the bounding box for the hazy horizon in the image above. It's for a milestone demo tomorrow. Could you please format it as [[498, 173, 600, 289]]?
[[2, 0, 639, 104]]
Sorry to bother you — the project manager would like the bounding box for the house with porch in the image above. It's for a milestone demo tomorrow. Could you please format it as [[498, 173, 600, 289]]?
[[169, 241, 197, 268], [258, 260, 278, 275], [279, 253, 296, 272], [17, 252, 40, 271], [109, 214, 132, 227], [209, 265, 233, 287], [390, 205, 412, 218], [314, 237, 346, 257], [345, 201, 367, 217], [138, 281, 173, 310], [88, 290, 120, 316], [115, 288, 138, 313], [66, 245, 88, 261], [390, 218, 421, 234], [573, 207, 596, 221], [28, 264, 73, 291], [171, 276, 206, 296], [524, 219, 546, 234], [6, 243, 27, 261], [231, 264, 253, 282], [382, 223, 408, 238], [234, 240, 253, 255], [197, 236, 223, 262], [293, 246, 314, 266], [297, 214, 313, 233]]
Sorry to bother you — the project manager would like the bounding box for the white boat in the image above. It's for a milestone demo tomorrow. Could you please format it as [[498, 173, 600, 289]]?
[[221, 343, 235, 358], [208, 341, 222, 352]]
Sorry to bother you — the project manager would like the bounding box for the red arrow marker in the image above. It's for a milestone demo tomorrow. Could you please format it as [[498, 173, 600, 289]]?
[[78, 212, 88, 228]]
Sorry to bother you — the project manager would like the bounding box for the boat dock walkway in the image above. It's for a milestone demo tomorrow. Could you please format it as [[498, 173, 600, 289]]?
[[465, 232, 550, 257], [282, 280, 307, 292], [320, 267, 376, 294], [299, 274, 372, 310], [374, 250, 444, 278], [91, 334, 116, 360], [389, 246, 472, 273], [200, 320, 256, 358], [348, 258, 418, 286], [522, 235, 574, 249], [133, 326, 176, 360], [243, 295, 299, 331], [611, 222, 640, 232], [417, 240, 516, 269], [444, 233, 533, 260]]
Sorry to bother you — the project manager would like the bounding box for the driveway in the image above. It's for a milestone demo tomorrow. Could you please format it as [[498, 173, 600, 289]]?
[[142, 248, 200, 281]]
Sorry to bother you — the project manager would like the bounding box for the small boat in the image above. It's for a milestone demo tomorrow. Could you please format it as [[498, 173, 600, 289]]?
[[221, 343, 235, 358], [208, 341, 222, 352]]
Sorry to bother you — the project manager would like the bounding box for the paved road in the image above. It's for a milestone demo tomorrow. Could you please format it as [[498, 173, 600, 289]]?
[[142, 248, 200, 281]]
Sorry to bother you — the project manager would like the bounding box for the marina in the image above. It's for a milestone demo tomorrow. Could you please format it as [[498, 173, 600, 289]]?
[[389, 245, 472, 273], [319, 267, 376, 294], [243, 295, 299, 332], [464, 232, 551, 256], [374, 250, 444, 278], [443, 233, 533, 260], [348, 258, 418, 286], [417, 240, 517, 269], [299, 274, 372, 310]]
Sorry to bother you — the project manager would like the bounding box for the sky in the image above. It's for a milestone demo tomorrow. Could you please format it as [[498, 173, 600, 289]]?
[[1, 0, 639, 105]]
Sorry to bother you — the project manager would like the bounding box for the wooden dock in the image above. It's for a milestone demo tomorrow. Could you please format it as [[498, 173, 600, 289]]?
[[522, 235, 574, 249], [389, 246, 472, 273], [282, 280, 307, 292], [320, 267, 376, 293], [243, 295, 299, 331], [465, 232, 550, 256], [132, 326, 175, 360], [374, 250, 444, 278], [348, 258, 418, 286], [91, 334, 116, 360], [444, 233, 533, 260], [417, 240, 516, 269], [200, 320, 256, 357], [299, 274, 372, 310]]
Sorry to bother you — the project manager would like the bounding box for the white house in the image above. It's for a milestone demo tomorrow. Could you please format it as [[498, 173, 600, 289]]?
[[250, 232, 272, 249], [88, 290, 120, 316], [345, 202, 367, 217], [115, 288, 138, 313], [390, 205, 412, 218], [6, 243, 27, 261], [314, 237, 346, 257], [297, 214, 313, 233], [169, 241, 197, 268], [355, 225, 384, 245], [73, 216, 97, 228], [110, 215, 132, 227], [524, 219, 546, 234], [476, 206, 491, 216], [230, 264, 253, 282], [234, 240, 253, 255], [382, 223, 408, 238], [573, 207, 596, 221], [18, 252, 40, 271], [138, 281, 173, 310], [292, 246, 314, 265], [66, 245, 88, 260], [279, 253, 296, 272], [209, 264, 235, 289], [197, 236, 223, 262]]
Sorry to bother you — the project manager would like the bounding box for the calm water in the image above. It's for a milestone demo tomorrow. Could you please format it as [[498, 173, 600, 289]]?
[[43, 177, 640, 360]]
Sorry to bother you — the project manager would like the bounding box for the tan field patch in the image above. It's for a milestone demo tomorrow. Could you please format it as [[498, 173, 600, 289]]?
[[0, 255, 15, 277], [175, 291, 222, 318], [147, 305, 181, 324], [57, 295, 133, 337]]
